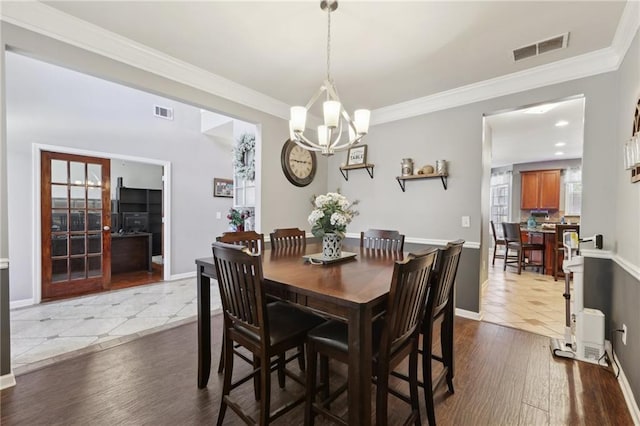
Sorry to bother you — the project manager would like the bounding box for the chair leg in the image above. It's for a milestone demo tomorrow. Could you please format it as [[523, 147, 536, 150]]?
[[492, 244, 497, 265], [553, 249, 558, 281], [503, 248, 508, 271], [217, 332, 225, 374], [216, 334, 234, 426], [517, 248, 522, 275], [259, 355, 271, 426], [253, 355, 261, 401], [297, 344, 306, 371], [375, 361, 390, 426], [320, 355, 330, 404], [441, 317, 455, 393], [422, 326, 437, 426], [304, 341, 318, 426], [409, 341, 421, 426], [277, 354, 286, 389]]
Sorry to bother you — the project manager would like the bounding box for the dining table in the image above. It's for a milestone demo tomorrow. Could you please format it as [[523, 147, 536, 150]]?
[[195, 242, 407, 426]]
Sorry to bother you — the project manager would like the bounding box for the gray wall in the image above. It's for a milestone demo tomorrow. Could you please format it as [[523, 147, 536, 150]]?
[[610, 29, 640, 409], [1, 23, 328, 303]]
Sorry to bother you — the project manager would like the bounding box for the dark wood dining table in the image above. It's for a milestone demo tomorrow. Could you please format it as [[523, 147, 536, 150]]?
[[195, 242, 405, 426]]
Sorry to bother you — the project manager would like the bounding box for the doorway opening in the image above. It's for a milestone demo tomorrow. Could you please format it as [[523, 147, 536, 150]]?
[[482, 96, 585, 339]]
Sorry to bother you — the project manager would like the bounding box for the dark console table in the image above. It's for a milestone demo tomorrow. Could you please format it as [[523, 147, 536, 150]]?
[[111, 232, 153, 274]]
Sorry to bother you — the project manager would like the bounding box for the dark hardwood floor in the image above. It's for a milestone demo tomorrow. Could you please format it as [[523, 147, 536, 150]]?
[[1, 316, 632, 425]]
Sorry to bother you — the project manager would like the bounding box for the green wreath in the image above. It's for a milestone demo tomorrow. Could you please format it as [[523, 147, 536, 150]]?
[[233, 133, 255, 181]]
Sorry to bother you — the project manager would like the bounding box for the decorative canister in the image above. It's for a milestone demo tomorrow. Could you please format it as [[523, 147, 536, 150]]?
[[436, 160, 447, 174], [401, 158, 414, 176], [322, 233, 343, 259]]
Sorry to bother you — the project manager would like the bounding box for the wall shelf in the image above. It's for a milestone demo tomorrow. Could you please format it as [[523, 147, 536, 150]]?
[[339, 163, 374, 181], [396, 173, 448, 192]]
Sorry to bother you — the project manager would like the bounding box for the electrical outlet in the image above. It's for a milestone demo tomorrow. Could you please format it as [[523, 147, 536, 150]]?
[[216, 212, 222, 220], [622, 324, 627, 345], [461, 216, 470, 228]]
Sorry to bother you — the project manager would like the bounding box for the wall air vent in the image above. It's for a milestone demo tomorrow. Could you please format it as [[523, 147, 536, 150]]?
[[154, 105, 174, 120], [513, 32, 569, 62]]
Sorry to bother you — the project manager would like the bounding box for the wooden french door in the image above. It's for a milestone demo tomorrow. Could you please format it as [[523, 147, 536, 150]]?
[[41, 151, 112, 299]]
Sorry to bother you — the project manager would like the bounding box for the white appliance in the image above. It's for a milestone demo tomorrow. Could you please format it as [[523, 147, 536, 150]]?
[[550, 232, 605, 364]]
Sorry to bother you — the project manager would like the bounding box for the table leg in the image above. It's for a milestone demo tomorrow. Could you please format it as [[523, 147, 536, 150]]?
[[197, 267, 211, 388], [348, 305, 372, 426]]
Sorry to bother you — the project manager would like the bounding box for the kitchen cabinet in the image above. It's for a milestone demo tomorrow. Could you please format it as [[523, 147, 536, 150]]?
[[520, 170, 560, 210]]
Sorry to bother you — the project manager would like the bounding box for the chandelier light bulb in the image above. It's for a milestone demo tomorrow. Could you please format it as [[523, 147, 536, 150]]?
[[318, 125, 329, 146], [354, 109, 371, 135], [290, 106, 307, 132], [323, 100, 341, 128]]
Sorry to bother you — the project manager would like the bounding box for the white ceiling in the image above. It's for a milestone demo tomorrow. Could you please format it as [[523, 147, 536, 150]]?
[[7, 1, 632, 166], [487, 97, 585, 167]]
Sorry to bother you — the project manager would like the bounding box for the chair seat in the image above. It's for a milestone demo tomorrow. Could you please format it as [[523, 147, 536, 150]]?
[[307, 319, 384, 355], [233, 302, 325, 346]]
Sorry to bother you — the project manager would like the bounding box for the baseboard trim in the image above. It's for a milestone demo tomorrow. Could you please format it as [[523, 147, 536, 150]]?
[[10, 298, 35, 309], [614, 350, 640, 425], [0, 372, 16, 389], [169, 271, 196, 281], [456, 308, 483, 321], [0, 258, 9, 269]]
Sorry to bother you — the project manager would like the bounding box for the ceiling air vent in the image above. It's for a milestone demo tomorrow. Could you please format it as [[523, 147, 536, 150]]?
[[513, 32, 569, 62], [154, 105, 174, 120]]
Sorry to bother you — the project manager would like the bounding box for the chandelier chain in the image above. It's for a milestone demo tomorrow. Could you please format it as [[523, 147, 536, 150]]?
[[326, 5, 331, 83]]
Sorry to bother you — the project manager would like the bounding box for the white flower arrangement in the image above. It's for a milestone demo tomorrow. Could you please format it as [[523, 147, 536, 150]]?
[[308, 191, 359, 238], [233, 133, 255, 181]]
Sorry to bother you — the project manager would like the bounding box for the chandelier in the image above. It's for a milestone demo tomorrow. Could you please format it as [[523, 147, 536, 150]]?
[[289, 0, 370, 156]]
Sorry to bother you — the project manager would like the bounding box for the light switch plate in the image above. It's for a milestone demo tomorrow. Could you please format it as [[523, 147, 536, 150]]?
[[216, 212, 222, 220], [462, 216, 470, 228]]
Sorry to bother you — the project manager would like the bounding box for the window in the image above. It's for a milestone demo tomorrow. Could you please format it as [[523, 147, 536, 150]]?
[[490, 171, 511, 236], [564, 167, 582, 216]]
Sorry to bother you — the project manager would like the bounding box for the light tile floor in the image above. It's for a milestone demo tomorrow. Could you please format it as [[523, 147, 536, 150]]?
[[482, 261, 570, 340], [10, 278, 222, 375]]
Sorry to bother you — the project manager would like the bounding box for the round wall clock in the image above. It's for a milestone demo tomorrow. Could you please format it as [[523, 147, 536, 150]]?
[[281, 139, 317, 187]]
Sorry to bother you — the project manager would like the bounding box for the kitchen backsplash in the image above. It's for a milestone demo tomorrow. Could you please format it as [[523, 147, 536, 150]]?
[[519, 210, 580, 224]]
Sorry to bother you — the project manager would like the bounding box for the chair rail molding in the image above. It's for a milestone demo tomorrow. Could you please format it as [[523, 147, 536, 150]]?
[[344, 233, 480, 249], [0, 258, 8, 269]]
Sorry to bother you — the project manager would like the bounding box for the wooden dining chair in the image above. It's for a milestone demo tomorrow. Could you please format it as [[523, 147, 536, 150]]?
[[270, 228, 306, 249], [502, 222, 545, 274], [490, 220, 507, 265], [553, 224, 580, 281], [360, 229, 405, 252], [215, 230, 266, 374], [212, 242, 325, 426], [390, 239, 464, 426], [216, 230, 265, 253], [304, 248, 438, 426]]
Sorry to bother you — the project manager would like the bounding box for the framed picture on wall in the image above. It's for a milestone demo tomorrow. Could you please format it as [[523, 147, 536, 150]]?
[[347, 144, 367, 166], [213, 178, 233, 198]]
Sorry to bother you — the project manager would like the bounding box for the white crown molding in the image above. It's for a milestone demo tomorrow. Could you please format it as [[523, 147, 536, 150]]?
[[1, 1, 637, 126], [0, 258, 8, 269], [0, 2, 290, 120]]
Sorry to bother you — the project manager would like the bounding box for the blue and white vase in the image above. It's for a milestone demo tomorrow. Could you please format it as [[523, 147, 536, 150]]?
[[322, 233, 342, 259]]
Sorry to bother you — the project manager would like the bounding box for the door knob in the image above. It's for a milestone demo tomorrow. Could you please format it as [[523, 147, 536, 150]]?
[[103, 225, 111, 231]]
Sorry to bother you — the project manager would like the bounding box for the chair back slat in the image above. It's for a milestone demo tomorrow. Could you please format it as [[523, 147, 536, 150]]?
[[270, 228, 306, 249], [360, 229, 405, 252], [429, 240, 464, 318], [217, 231, 265, 254], [212, 241, 267, 341], [502, 222, 521, 243], [382, 249, 438, 354]]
